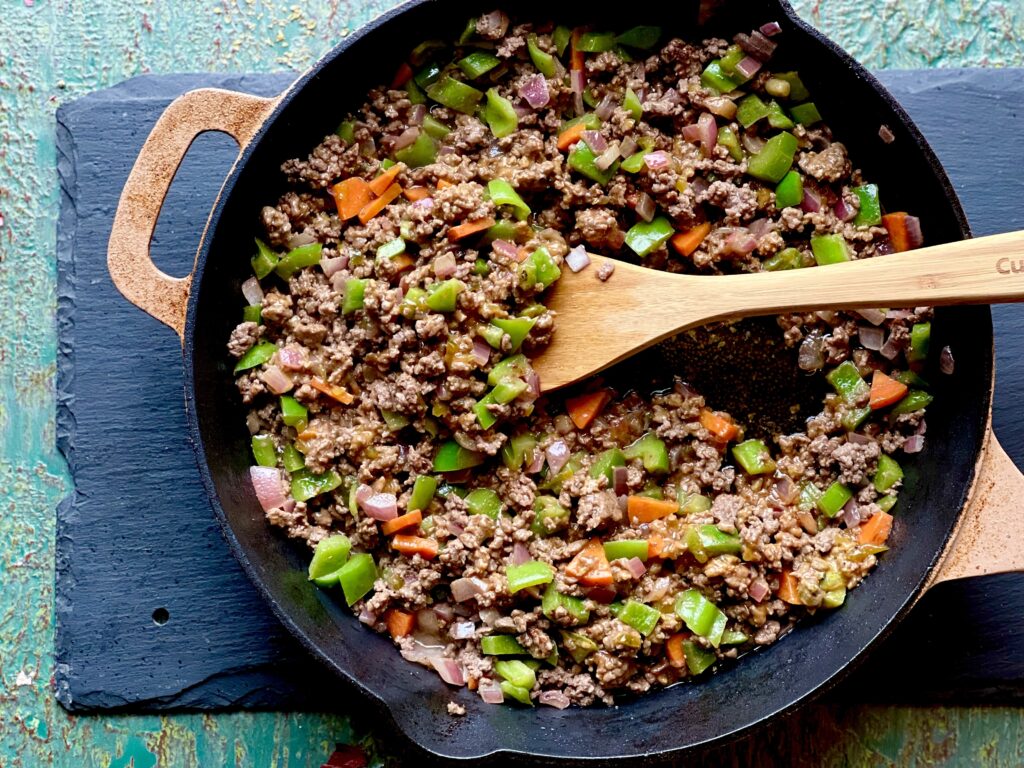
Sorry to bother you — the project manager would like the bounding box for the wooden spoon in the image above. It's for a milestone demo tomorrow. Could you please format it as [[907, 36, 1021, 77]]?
[[533, 230, 1024, 392]]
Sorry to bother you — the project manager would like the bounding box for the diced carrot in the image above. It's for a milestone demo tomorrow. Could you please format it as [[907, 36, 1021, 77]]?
[[309, 377, 354, 405], [448, 216, 496, 242], [391, 61, 414, 89], [467, 676, 478, 691], [699, 409, 739, 442], [570, 28, 584, 72], [627, 495, 679, 524], [882, 212, 910, 253], [858, 511, 894, 546], [647, 533, 665, 559], [777, 570, 801, 605], [670, 222, 712, 257], [296, 429, 318, 441], [391, 253, 415, 272], [556, 121, 588, 152], [368, 164, 403, 196], [385, 609, 416, 638], [381, 509, 423, 536], [358, 182, 403, 224], [665, 633, 686, 668], [391, 534, 439, 560], [565, 539, 613, 587], [436, 178, 454, 190], [330, 177, 374, 221], [565, 389, 612, 429], [403, 185, 431, 201], [869, 370, 908, 410]]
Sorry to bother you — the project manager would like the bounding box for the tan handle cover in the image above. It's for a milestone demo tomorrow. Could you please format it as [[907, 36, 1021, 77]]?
[[107, 88, 277, 339]]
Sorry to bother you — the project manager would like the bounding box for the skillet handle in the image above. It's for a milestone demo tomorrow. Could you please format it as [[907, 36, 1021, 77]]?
[[107, 88, 277, 341], [927, 433, 1024, 587]]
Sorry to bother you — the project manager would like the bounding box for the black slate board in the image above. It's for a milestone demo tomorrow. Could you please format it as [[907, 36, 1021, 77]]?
[[54, 69, 1024, 713]]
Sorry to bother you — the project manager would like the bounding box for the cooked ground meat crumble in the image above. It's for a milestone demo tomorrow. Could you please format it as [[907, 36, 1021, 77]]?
[[230, 12, 934, 710]]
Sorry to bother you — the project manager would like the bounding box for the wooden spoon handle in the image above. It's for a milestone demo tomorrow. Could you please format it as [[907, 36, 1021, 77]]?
[[708, 230, 1024, 321]]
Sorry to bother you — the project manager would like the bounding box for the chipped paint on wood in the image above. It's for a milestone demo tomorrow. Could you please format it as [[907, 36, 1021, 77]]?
[[2, 0, 1024, 765]]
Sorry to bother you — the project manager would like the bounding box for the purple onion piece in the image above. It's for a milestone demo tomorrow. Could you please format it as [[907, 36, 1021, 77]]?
[[619, 136, 638, 158], [250, 466, 287, 512], [595, 93, 617, 120], [512, 542, 531, 565], [634, 191, 656, 223], [903, 435, 925, 453], [261, 365, 294, 395], [241, 276, 264, 306], [858, 325, 885, 351], [749, 579, 770, 603], [409, 104, 426, 125], [392, 126, 421, 151], [479, 680, 505, 704], [471, 336, 491, 366], [580, 130, 607, 153], [734, 56, 762, 79], [518, 73, 549, 108], [904, 216, 924, 249], [643, 150, 671, 170], [320, 254, 349, 278], [854, 307, 887, 326], [538, 690, 571, 709], [451, 577, 488, 602], [625, 557, 647, 579], [361, 492, 398, 521], [612, 466, 628, 496], [841, 498, 862, 528], [565, 245, 591, 273], [800, 187, 823, 213], [431, 657, 465, 686], [760, 21, 783, 36], [546, 440, 570, 474], [491, 238, 519, 261]]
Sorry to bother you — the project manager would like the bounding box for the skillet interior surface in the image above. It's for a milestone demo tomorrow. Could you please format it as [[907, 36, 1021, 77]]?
[[184, 0, 991, 761]]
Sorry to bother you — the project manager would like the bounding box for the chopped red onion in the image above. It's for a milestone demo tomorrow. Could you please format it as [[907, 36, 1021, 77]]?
[[878, 124, 896, 144], [512, 542, 531, 565], [479, 608, 500, 627], [775, 476, 799, 504], [433, 602, 455, 622], [903, 434, 925, 453], [570, 70, 585, 115], [940, 345, 955, 375], [241, 276, 264, 306], [431, 658, 465, 686], [433, 252, 457, 278], [518, 73, 549, 108], [320, 254, 348, 278], [392, 127, 421, 151], [841, 498, 862, 528], [513, 102, 532, 119], [748, 217, 773, 239], [565, 245, 591, 273], [834, 196, 857, 222], [401, 635, 447, 665], [800, 187, 823, 213], [858, 325, 885, 351], [595, 93, 617, 120], [526, 450, 545, 474], [737, 30, 777, 59], [689, 176, 709, 198], [904, 216, 924, 249], [416, 607, 442, 634], [546, 440, 570, 474], [725, 229, 758, 256], [741, 133, 765, 154], [916, 418, 928, 435], [681, 123, 703, 144], [625, 557, 647, 579], [885, 309, 916, 320], [261, 365, 294, 394], [452, 621, 476, 640], [526, 372, 541, 398], [612, 466, 628, 496], [854, 307, 887, 326], [634, 191, 656, 223], [447, 519, 464, 536], [479, 9, 509, 36], [798, 333, 825, 371], [539, 690, 571, 709], [878, 334, 900, 361], [594, 143, 621, 171], [451, 577, 489, 602], [876, 240, 895, 256], [705, 95, 737, 119], [471, 336, 491, 366], [734, 56, 762, 79], [250, 466, 287, 512], [490, 239, 519, 262], [360, 491, 398, 521], [286, 230, 317, 248], [847, 431, 875, 445], [697, 112, 718, 156], [749, 579, 770, 603], [619, 136, 638, 158], [278, 345, 306, 371], [616, 494, 628, 513], [479, 680, 505, 704], [409, 104, 427, 126], [581, 130, 607, 153], [411, 195, 435, 210], [437, 145, 457, 156], [760, 21, 783, 36], [358, 605, 377, 626], [643, 150, 671, 170]]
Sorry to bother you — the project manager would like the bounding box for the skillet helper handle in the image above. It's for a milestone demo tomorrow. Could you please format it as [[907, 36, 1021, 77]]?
[[107, 88, 277, 341], [928, 433, 1024, 587]]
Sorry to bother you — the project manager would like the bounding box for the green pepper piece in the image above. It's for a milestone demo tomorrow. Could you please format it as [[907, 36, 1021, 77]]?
[[274, 242, 323, 280], [893, 370, 930, 389], [603, 540, 649, 562], [747, 132, 798, 184], [394, 132, 438, 168], [891, 389, 933, 415], [615, 25, 661, 50], [823, 587, 847, 608], [773, 71, 810, 101], [421, 116, 450, 141], [251, 434, 277, 467], [465, 487, 503, 519], [736, 94, 771, 128], [827, 360, 869, 404], [731, 438, 776, 475], [279, 396, 307, 429], [457, 17, 476, 44], [721, 629, 749, 645], [691, 524, 742, 556], [852, 184, 882, 226], [458, 51, 501, 79], [500, 681, 533, 706], [625, 216, 674, 258], [251, 238, 280, 279], [620, 149, 651, 173], [506, 560, 555, 593], [502, 433, 537, 471], [532, 496, 570, 536], [614, 600, 661, 636], [413, 61, 442, 89], [567, 141, 618, 185], [495, 659, 536, 690], [380, 159, 396, 171], [877, 494, 898, 513], [541, 583, 590, 623], [909, 321, 931, 363], [342, 278, 367, 315], [473, 258, 490, 277], [491, 377, 527, 405], [682, 639, 717, 675], [560, 112, 602, 133], [282, 443, 305, 472], [775, 171, 803, 209], [560, 630, 598, 662], [408, 475, 438, 512], [336, 120, 356, 143], [674, 589, 727, 646], [307, 534, 352, 587], [717, 126, 743, 161], [841, 406, 871, 432], [426, 278, 463, 312], [576, 31, 616, 52], [790, 102, 822, 125], [490, 316, 536, 351], [518, 247, 561, 290], [873, 454, 904, 493], [623, 432, 670, 473], [763, 247, 804, 271], [719, 45, 747, 79], [581, 87, 600, 109], [433, 440, 485, 472], [376, 238, 406, 261], [589, 448, 626, 484], [488, 354, 530, 386], [242, 304, 262, 324], [472, 392, 500, 426], [291, 468, 343, 502], [766, 100, 795, 130], [553, 26, 572, 56], [233, 341, 277, 373], [701, 60, 740, 93], [526, 34, 556, 77], [678, 492, 712, 515], [487, 179, 531, 220], [817, 480, 853, 518], [426, 75, 484, 114], [484, 88, 518, 138], [481, 634, 527, 655], [799, 481, 823, 511], [336, 552, 377, 605], [623, 87, 643, 121], [483, 219, 522, 244], [405, 77, 427, 105], [378, 410, 409, 433], [811, 233, 851, 265]]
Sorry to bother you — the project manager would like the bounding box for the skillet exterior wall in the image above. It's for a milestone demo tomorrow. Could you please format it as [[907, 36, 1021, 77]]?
[[2, 0, 1023, 766]]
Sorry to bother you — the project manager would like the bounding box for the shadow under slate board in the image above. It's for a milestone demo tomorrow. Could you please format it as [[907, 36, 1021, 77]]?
[[54, 69, 1024, 714]]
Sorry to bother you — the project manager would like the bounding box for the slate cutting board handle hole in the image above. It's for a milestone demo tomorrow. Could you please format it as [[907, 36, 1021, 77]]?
[[152, 607, 170, 626]]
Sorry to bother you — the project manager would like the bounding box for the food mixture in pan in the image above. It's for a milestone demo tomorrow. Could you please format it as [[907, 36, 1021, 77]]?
[[229, 11, 940, 710]]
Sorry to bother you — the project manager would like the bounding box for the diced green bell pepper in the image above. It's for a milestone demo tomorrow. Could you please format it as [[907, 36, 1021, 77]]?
[[405, 77, 427, 104], [891, 388, 933, 415], [719, 45, 748, 80], [342, 278, 367, 315], [560, 630, 598, 662], [426, 278, 463, 312], [251, 238, 280, 279], [674, 589, 727, 647], [877, 494, 898, 513], [616, 25, 661, 50], [336, 552, 377, 605], [613, 599, 661, 636], [686, 524, 742, 561], [274, 242, 323, 280], [502, 432, 537, 470], [380, 410, 410, 431], [376, 238, 406, 261], [775, 170, 803, 209], [541, 583, 590, 624], [767, 101, 795, 130], [433, 440, 486, 472], [487, 179, 531, 220], [532, 496, 570, 536], [873, 454, 904, 492], [790, 102, 822, 125], [827, 360, 869, 404], [484, 88, 518, 138], [623, 432, 670, 473], [721, 629, 749, 645], [500, 681, 533, 705], [625, 217, 674, 257], [495, 658, 536, 690], [307, 534, 352, 587], [251, 434, 277, 467], [810, 233, 850, 265], [422, 115, 450, 139], [490, 316, 536, 351], [474, 258, 490, 277], [604, 539, 649, 562], [620, 149, 650, 173], [893, 369, 930, 389], [763, 247, 804, 271], [841, 406, 871, 432], [683, 639, 717, 675], [291, 468, 342, 502], [747, 132, 798, 184], [731, 439, 776, 475], [567, 141, 618, 185], [678, 492, 712, 515], [701, 60, 740, 93], [336, 120, 356, 143], [817, 480, 853, 518], [280, 395, 307, 428], [526, 34, 556, 77], [823, 587, 847, 608], [736, 94, 771, 128], [457, 17, 476, 44], [488, 354, 530, 386], [576, 31, 616, 52], [408, 475, 437, 512], [623, 87, 643, 121], [458, 51, 501, 79], [852, 184, 882, 226], [242, 304, 262, 324], [553, 26, 572, 56], [518, 247, 561, 290], [773, 71, 810, 101], [799, 481, 823, 510], [282, 443, 305, 472], [506, 560, 555, 593], [909, 321, 931, 363], [409, 38, 445, 66], [394, 132, 437, 168], [465, 487, 503, 519], [481, 634, 527, 655], [589, 448, 626, 484], [717, 126, 743, 161], [426, 75, 483, 114]]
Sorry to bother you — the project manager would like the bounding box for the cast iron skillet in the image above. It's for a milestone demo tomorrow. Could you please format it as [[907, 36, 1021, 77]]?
[[107, 0, 1024, 762]]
